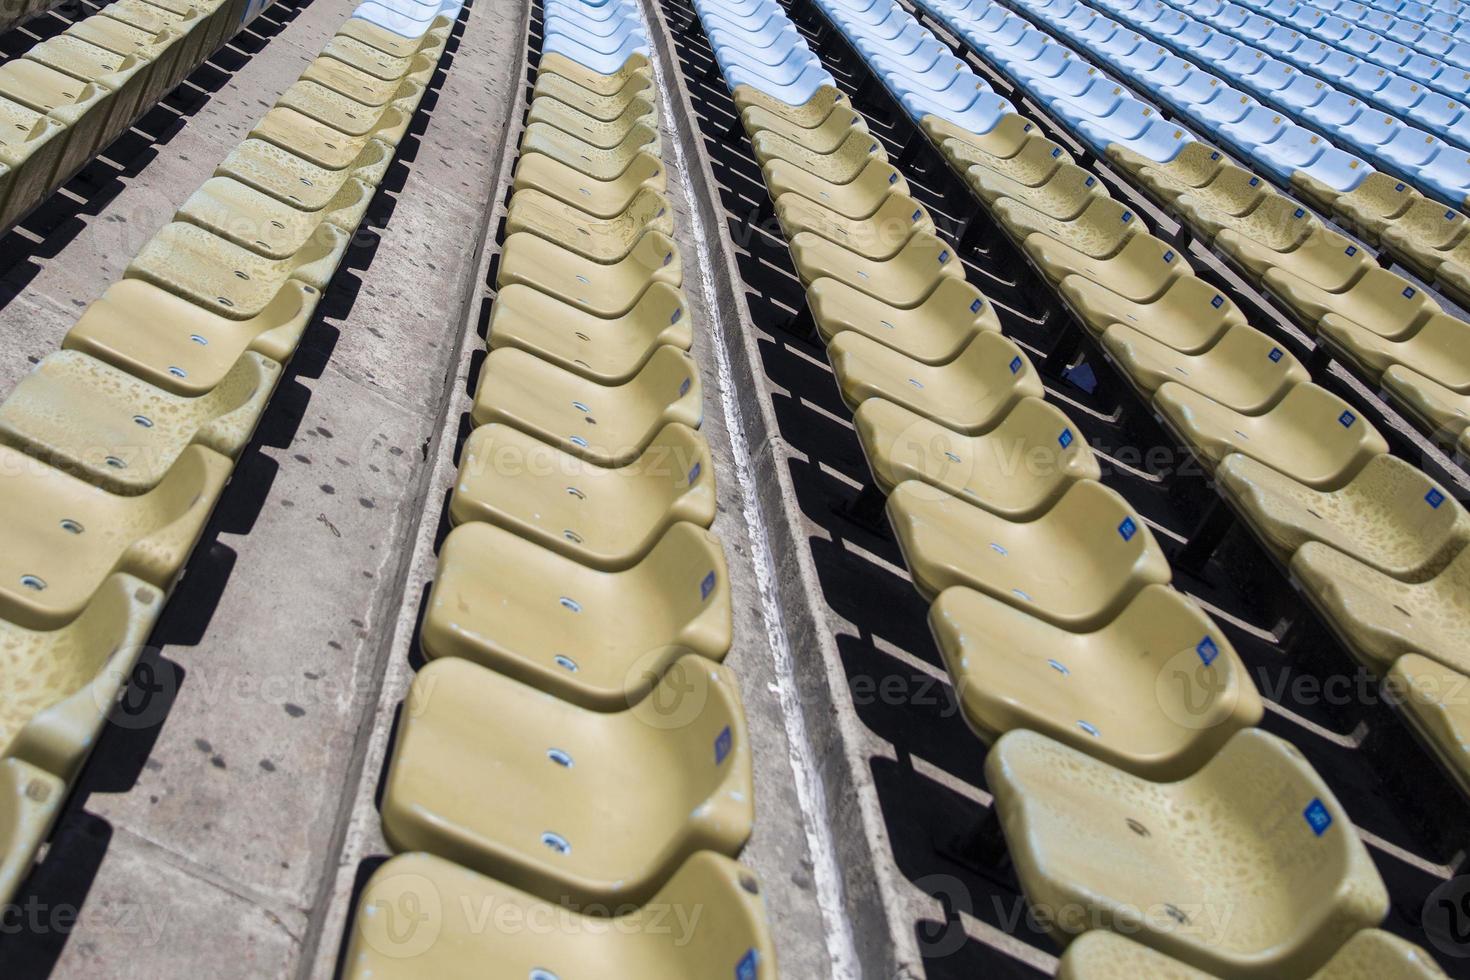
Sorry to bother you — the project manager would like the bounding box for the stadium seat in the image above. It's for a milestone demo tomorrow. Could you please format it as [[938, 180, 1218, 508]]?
[[512, 149, 665, 217], [787, 230, 963, 304], [1381, 364, 1470, 440], [743, 101, 868, 152], [421, 521, 731, 710], [1388, 653, 1470, 799], [967, 161, 1107, 219], [63, 278, 318, 397], [0, 350, 277, 495], [496, 231, 681, 317], [470, 345, 701, 467], [988, 728, 1388, 977], [525, 94, 656, 149], [1154, 381, 1390, 489], [343, 851, 776, 979], [732, 83, 848, 128], [1292, 538, 1470, 672], [1025, 231, 1188, 299], [0, 443, 228, 630], [518, 121, 661, 181], [1217, 451, 1470, 578], [850, 396, 1100, 512], [487, 281, 691, 383], [450, 422, 716, 569], [174, 176, 373, 264], [1317, 309, 1470, 389], [1263, 265, 1441, 339], [504, 186, 674, 262], [808, 276, 999, 361], [215, 137, 394, 212], [1058, 273, 1247, 344], [1057, 928, 1447, 979], [931, 583, 1262, 779], [1102, 321, 1308, 413], [0, 97, 68, 232], [887, 478, 1172, 626], [827, 329, 1043, 431], [380, 655, 752, 904], [774, 191, 935, 260], [749, 127, 886, 181], [1215, 225, 1373, 289], [761, 155, 908, 219]]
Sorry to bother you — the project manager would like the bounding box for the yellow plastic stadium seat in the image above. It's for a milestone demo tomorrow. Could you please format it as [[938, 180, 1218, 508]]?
[[63, 278, 317, 396], [0, 574, 159, 782], [931, 584, 1261, 780], [1378, 199, 1469, 279], [321, 35, 416, 82], [539, 52, 651, 97], [505, 186, 673, 262], [774, 191, 934, 261], [993, 196, 1141, 257], [511, 150, 664, 218], [1058, 928, 1447, 979], [1426, 241, 1470, 308], [1311, 171, 1414, 242], [988, 728, 1389, 978], [787, 230, 962, 304], [526, 94, 657, 149], [1101, 322, 1308, 414], [422, 521, 730, 710], [102, 0, 208, 81], [851, 397, 1100, 516], [887, 478, 1172, 626], [67, 16, 187, 112], [215, 137, 393, 212], [0, 49, 115, 182], [0, 443, 228, 630], [1109, 140, 1226, 204], [0, 96, 66, 231], [342, 851, 776, 980], [488, 281, 690, 383], [471, 345, 701, 467], [1388, 654, 1470, 801], [249, 106, 401, 171], [175, 176, 369, 262], [0, 759, 63, 910], [381, 655, 752, 905], [1317, 311, 1470, 390], [1026, 232, 1188, 300], [299, 56, 424, 108], [732, 82, 846, 128], [337, 17, 449, 61], [1264, 265, 1440, 339], [967, 162, 1106, 220], [1216, 226, 1372, 291], [1291, 540, 1470, 674], [1154, 381, 1389, 490], [945, 134, 1073, 188], [496, 231, 680, 316], [741, 100, 866, 153], [127, 221, 349, 321], [28, 34, 151, 151], [451, 422, 715, 570], [0, 350, 277, 495], [518, 122, 659, 182], [1218, 452, 1470, 580], [761, 156, 908, 220], [922, 112, 1037, 158], [749, 128, 886, 184], [276, 79, 419, 144], [1059, 273, 1246, 345], [1169, 164, 1268, 217], [808, 275, 999, 363], [827, 330, 1042, 432], [532, 70, 653, 123], [1381, 365, 1470, 442], [1177, 195, 1319, 257]]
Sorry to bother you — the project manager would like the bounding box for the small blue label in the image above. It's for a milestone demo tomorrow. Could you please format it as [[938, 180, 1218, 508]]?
[[1051, 147, 1062, 157], [888, 172, 898, 183], [1403, 286, 1416, 298], [1395, 182, 1405, 191], [1085, 176, 1095, 187], [1293, 208, 1304, 218], [1197, 636, 1219, 666], [970, 298, 983, 313], [679, 377, 692, 397], [671, 306, 683, 324], [1268, 347, 1284, 362], [1121, 211, 1133, 223], [1427, 488, 1446, 508], [1447, 209, 1458, 220], [701, 570, 717, 600], [1163, 250, 1175, 263], [1118, 517, 1137, 541], [938, 250, 951, 264], [1345, 245, 1358, 256], [1249, 176, 1260, 186], [1211, 294, 1224, 308], [1059, 428, 1074, 448], [715, 725, 732, 765], [1338, 410, 1356, 428], [1210, 150, 1220, 159], [1009, 355, 1022, 374], [1304, 798, 1332, 836], [688, 461, 702, 485], [736, 949, 758, 980], [911, 208, 922, 222]]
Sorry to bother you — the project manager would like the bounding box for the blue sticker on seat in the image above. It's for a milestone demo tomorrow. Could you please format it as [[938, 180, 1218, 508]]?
[[938, 250, 951, 264], [1293, 208, 1304, 218], [1118, 517, 1137, 541], [1210, 151, 1220, 160], [1427, 488, 1446, 508], [1403, 286, 1416, 298], [1249, 176, 1259, 186], [970, 298, 983, 313], [1059, 428, 1074, 448], [1163, 250, 1175, 263], [688, 461, 702, 485], [715, 725, 732, 765], [680, 377, 692, 397], [888, 172, 899, 184], [911, 208, 922, 222], [1009, 356, 1022, 374], [1211, 294, 1224, 308], [1345, 245, 1357, 256], [736, 949, 758, 980], [701, 570, 717, 600], [1338, 410, 1356, 428], [1085, 176, 1095, 187], [1197, 636, 1219, 666], [1395, 182, 1406, 192], [1304, 798, 1332, 836], [1121, 211, 1133, 223], [1268, 347, 1283, 362], [671, 307, 683, 324], [1448, 210, 1458, 220]]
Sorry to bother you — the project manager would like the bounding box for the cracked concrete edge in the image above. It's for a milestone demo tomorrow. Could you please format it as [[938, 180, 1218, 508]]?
[[640, 3, 929, 976], [294, 1, 533, 975]]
